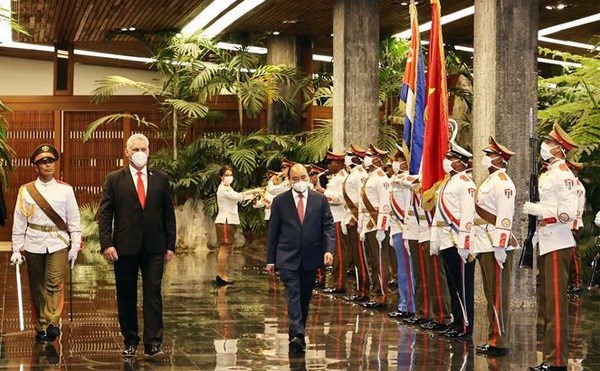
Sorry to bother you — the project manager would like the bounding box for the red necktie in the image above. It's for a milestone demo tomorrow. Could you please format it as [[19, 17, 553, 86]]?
[[297, 193, 304, 224], [137, 171, 146, 208]]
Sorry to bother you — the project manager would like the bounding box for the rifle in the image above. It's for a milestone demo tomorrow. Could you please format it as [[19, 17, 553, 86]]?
[[519, 107, 537, 269]]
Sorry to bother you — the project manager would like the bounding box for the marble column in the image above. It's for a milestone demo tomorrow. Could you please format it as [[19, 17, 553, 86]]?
[[472, 0, 539, 312], [332, 0, 379, 152]]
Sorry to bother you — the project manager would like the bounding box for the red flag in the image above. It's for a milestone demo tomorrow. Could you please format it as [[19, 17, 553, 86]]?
[[421, 0, 449, 209]]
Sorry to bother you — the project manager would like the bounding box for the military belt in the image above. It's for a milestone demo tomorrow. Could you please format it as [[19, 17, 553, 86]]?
[[28, 223, 61, 232], [407, 210, 427, 221], [473, 218, 488, 226], [436, 221, 449, 227]]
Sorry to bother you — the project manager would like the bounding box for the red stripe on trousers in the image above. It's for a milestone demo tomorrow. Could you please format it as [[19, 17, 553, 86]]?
[[553, 251, 562, 366], [335, 223, 343, 288], [492, 262, 500, 346], [357, 237, 368, 296], [418, 243, 429, 318], [403, 245, 414, 311]]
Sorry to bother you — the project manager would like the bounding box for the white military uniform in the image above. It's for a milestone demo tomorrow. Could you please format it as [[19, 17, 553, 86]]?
[[343, 165, 368, 226], [400, 178, 430, 243], [358, 168, 391, 236], [572, 176, 586, 231], [473, 169, 517, 253], [537, 159, 578, 255], [324, 169, 348, 223], [431, 171, 475, 252], [215, 183, 253, 225], [390, 171, 411, 237], [262, 179, 289, 220], [12, 178, 82, 253]]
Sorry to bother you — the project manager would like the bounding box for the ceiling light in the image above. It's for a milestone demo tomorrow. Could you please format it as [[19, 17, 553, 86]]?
[[216, 42, 267, 54], [394, 6, 475, 39], [203, 0, 266, 39], [0, 41, 55, 52], [74, 49, 155, 63], [313, 54, 333, 62], [282, 19, 301, 24], [181, 0, 236, 36], [555, 3, 566, 10], [400, 2, 408, 5], [545, 6, 553, 10], [539, 36, 600, 51], [128, 27, 136, 31], [537, 57, 581, 68], [121, 27, 128, 31], [539, 13, 600, 36], [272, 31, 280, 35], [330, 33, 334, 37]]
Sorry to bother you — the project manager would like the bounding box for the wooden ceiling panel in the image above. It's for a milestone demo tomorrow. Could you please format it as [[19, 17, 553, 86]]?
[[5, 0, 598, 64]]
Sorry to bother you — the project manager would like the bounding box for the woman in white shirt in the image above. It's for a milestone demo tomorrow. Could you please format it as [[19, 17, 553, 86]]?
[[215, 165, 258, 285]]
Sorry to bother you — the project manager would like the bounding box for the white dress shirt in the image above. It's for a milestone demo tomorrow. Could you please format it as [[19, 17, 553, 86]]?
[[293, 189, 308, 216], [129, 165, 147, 194]]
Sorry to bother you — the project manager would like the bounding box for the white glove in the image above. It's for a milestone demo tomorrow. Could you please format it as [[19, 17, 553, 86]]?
[[68, 248, 79, 268], [430, 241, 440, 256], [10, 251, 24, 265], [595, 211, 600, 227], [493, 248, 507, 269], [457, 248, 470, 264], [376, 230, 386, 242], [523, 202, 544, 217], [341, 222, 348, 235]]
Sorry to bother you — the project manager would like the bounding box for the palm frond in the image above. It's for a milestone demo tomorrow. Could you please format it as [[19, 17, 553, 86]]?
[[91, 76, 162, 102], [164, 99, 209, 119], [83, 114, 158, 141]]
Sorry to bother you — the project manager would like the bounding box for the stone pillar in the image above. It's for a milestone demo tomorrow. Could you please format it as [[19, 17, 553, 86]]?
[[332, 0, 379, 152], [266, 36, 304, 134], [472, 0, 539, 321]]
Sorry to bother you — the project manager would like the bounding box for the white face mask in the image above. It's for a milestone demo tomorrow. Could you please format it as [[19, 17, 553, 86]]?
[[131, 151, 148, 168], [292, 180, 309, 193], [481, 155, 494, 169], [392, 161, 401, 173], [363, 156, 374, 168], [344, 155, 354, 167], [223, 175, 233, 185], [442, 158, 454, 174], [540, 142, 557, 161]]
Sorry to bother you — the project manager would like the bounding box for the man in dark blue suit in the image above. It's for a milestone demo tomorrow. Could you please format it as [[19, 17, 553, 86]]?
[[266, 163, 335, 354]]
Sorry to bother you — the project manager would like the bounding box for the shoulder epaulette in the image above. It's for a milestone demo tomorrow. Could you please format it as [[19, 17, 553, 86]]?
[[498, 172, 507, 181], [56, 180, 72, 186], [559, 163, 569, 172], [377, 169, 385, 176], [460, 175, 470, 182]]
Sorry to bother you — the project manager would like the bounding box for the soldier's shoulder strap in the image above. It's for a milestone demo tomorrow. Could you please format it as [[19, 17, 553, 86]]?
[[24, 182, 68, 231]]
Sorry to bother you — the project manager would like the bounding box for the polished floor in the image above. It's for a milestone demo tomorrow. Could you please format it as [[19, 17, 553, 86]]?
[[0, 244, 598, 370]]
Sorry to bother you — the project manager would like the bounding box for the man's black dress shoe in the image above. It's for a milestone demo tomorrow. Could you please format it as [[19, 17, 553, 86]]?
[[438, 323, 458, 335], [45, 344, 59, 365], [216, 276, 234, 286], [388, 310, 412, 319], [362, 301, 387, 310], [404, 316, 426, 325], [145, 346, 165, 358], [455, 332, 472, 342], [475, 344, 509, 357], [529, 363, 567, 371], [322, 287, 346, 294], [43, 324, 61, 342], [122, 345, 137, 357], [35, 331, 47, 344], [289, 337, 305, 354]]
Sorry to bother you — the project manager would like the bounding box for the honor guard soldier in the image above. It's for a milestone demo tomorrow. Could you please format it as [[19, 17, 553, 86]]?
[[524, 123, 578, 371], [387, 145, 416, 319], [358, 143, 392, 310], [473, 137, 517, 357], [308, 165, 327, 193], [341, 144, 370, 302], [322, 151, 349, 294], [430, 140, 475, 337], [566, 159, 585, 294], [11, 144, 82, 343], [262, 159, 293, 231]]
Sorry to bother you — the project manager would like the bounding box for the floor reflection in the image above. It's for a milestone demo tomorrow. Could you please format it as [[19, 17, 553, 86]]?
[[0, 247, 598, 370]]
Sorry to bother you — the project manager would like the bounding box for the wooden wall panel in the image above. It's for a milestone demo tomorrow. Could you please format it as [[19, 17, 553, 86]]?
[[0, 110, 55, 240]]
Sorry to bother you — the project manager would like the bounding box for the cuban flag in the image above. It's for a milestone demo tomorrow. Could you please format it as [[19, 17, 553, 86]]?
[[401, 0, 427, 176]]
